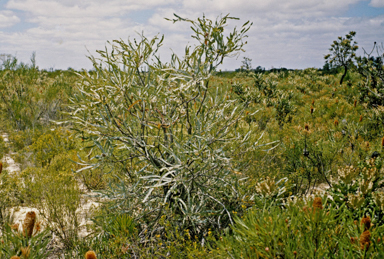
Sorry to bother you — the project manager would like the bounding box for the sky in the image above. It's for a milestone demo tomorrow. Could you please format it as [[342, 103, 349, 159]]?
[[0, 0, 384, 71]]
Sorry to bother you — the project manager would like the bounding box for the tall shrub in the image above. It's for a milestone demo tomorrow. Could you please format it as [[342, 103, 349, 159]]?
[[67, 14, 256, 236]]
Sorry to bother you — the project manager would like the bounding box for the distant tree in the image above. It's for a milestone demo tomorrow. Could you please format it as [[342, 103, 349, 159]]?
[[255, 66, 265, 73], [0, 54, 17, 70], [241, 56, 252, 71], [322, 61, 338, 74], [324, 31, 358, 85]]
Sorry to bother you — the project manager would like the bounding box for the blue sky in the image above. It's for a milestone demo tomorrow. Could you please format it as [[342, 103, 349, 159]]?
[[1, 0, 384, 70]]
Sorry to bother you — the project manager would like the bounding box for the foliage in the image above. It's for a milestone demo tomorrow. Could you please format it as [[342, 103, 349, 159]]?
[[329, 159, 384, 225], [233, 72, 296, 127], [0, 133, 9, 160], [19, 152, 82, 248], [26, 127, 76, 167], [0, 170, 22, 229], [355, 43, 384, 106], [65, 205, 214, 258], [67, 14, 254, 238], [216, 197, 384, 258], [3, 15, 384, 258], [0, 54, 76, 131], [324, 31, 358, 85], [0, 211, 51, 259], [240, 56, 252, 71]]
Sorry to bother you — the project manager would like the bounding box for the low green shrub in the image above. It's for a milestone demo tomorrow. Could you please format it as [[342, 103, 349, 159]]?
[[20, 152, 82, 248], [216, 197, 384, 258]]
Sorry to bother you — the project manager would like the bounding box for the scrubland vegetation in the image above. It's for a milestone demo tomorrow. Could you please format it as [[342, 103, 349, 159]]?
[[1, 14, 384, 258]]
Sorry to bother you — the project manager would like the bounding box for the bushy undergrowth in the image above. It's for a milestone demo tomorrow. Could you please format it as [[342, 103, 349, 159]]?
[[216, 197, 384, 258]]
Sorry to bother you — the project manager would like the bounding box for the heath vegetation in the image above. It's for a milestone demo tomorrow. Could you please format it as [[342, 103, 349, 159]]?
[[1, 14, 384, 258]]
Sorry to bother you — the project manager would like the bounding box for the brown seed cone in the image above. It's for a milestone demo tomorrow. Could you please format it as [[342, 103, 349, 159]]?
[[313, 197, 323, 210], [304, 124, 309, 131], [0, 162, 2, 174], [23, 211, 36, 238], [85, 251, 97, 259], [354, 100, 357, 107], [360, 230, 371, 251], [310, 106, 314, 114], [359, 115, 363, 122], [361, 216, 371, 231]]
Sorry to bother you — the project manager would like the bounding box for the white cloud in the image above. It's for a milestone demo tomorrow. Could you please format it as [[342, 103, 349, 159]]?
[[0, 10, 20, 28], [370, 0, 384, 7], [0, 0, 383, 70], [181, 0, 361, 18]]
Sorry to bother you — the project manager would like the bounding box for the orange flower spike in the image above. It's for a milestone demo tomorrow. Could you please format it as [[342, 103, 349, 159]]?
[[334, 119, 339, 127], [361, 216, 371, 231], [313, 197, 323, 210], [360, 230, 371, 251], [85, 251, 97, 259]]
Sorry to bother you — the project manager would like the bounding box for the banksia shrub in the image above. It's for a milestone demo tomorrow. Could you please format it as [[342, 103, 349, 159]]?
[[360, 230, 371, 251], [23, 211, 36, 238], [85, 251, 97, 259]]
